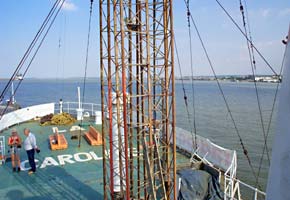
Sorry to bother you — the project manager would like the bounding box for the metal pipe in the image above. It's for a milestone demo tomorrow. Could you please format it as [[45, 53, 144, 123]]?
[[106, 0, 114, 198], [119, 0, 130, 198], [99, 1, 107, 199], [128, 0, 134, 197], [169, 1, 177, 198], [77, 86, 81, 109], [135, 1, 141, 198]]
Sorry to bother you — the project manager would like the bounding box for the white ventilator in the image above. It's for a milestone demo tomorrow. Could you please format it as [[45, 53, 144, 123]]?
[[76, 87, 84, 120], [111, 92, 126, 193]]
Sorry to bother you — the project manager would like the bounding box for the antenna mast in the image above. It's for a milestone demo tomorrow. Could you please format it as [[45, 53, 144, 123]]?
[[100, 0, 176, 199]]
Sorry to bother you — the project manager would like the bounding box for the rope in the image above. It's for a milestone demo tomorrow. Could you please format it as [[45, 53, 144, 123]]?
[[183, 0, 258, 183], [174, 38, 196, 153], [186, 0, 198, 150], [239, 0, 270, 169], [0, 0, 63, 103], [56, 14, 67, 100], [56, 34, 62, 99], [256, 41, 288, 187], [78, 0, 94, 147], [61, 15, 67, 98], [0, 0, 65, 118], [215, 0, 278, 76]]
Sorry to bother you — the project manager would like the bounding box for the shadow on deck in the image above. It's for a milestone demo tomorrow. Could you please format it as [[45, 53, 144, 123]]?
[[2, 160, 103, 200]]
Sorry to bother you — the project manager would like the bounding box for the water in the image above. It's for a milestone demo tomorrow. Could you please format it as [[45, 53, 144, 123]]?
[[175, 80, 277, 191], [0, 79, 278, 191]]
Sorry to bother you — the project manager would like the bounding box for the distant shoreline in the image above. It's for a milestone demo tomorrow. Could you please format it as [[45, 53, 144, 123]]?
[[176, 75, 282, 83], [0, 75, 282, 83]]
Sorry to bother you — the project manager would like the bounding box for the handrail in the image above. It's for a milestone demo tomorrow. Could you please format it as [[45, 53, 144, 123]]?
[[1, 101, 266, 199], [190, 141, 264, 200], [64, 101, 102, 107], [224, 174, 266, 199], [54, 101, 102, 116]]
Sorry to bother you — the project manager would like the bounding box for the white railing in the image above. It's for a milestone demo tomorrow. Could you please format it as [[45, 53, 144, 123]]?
[[225, 174, 266, 200], [0, 101, 266, 199], [224, 151, 237, 200], [192, 148, 265, 200], [54, 101, 102, 116], [0, 102, 102, 132], [175, 126, 265, 200], [176, 127, 236, 171], [0, 103, 55, 131]]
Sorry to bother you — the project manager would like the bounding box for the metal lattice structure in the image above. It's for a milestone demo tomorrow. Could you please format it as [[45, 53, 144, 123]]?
[[99, 0, 176, 199]]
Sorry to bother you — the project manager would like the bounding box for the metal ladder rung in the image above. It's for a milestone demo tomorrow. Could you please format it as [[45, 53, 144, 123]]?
[[142, 134, 167, 200]]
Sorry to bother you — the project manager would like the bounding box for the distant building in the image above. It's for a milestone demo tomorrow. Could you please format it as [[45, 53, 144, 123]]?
[[254, 75, 281, 83]]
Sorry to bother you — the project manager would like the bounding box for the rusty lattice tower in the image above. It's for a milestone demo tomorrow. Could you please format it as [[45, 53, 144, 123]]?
[[100, 0, 176, 199]]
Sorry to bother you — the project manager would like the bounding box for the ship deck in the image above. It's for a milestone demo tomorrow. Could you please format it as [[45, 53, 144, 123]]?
[[0, 120, 104, 200], [0, 120, 190, 200]]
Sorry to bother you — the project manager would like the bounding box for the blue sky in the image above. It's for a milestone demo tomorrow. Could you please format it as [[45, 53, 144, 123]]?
[[0, 0, 289, 78]]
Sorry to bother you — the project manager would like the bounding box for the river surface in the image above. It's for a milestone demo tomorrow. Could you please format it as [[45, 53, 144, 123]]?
[[0, 79, 279, 191]]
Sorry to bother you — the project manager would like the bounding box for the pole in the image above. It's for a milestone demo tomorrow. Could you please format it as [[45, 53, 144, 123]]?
[[77, 86, 81, 109]]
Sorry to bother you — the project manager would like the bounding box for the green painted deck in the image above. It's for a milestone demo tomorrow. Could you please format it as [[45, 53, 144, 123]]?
[[0, 120, 190, 200], [0, 121, 104, 200]]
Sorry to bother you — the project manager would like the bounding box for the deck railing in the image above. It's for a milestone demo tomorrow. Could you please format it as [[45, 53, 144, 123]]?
[[54, 101, 102, 116], [1, 101, 267, 199], [175, 124, 266, 200], [224, 174, 266, 200]]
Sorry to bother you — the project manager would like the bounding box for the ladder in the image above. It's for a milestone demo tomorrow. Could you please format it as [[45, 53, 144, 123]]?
[[143, 134, 167, 200], [0, 136, 5, 164]]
